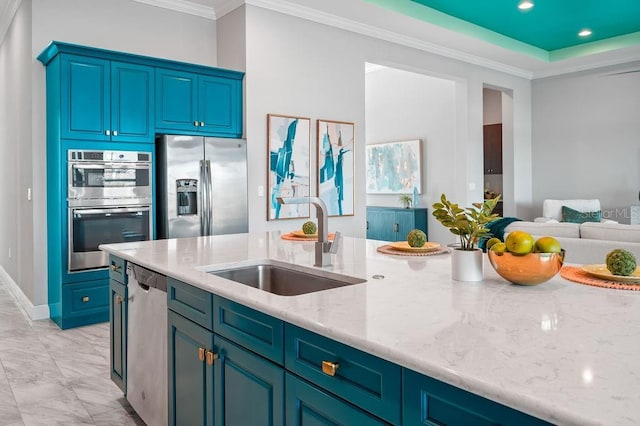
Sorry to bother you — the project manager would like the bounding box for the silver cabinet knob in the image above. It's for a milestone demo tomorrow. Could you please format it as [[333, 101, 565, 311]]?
[[105, 130, 111, 136], [199, 121, 205, 127], [113, 130, 118, 136], [194, 121, 199, 126]]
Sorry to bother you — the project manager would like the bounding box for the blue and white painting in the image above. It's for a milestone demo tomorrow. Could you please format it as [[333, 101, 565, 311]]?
[[317, 120, 354, 216], [268, 114, 310, 220], [366, 139, 422, 194]]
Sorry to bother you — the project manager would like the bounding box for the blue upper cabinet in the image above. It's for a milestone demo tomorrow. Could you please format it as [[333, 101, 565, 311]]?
[[156, 68, 243, 137], [61, 55, 110, 141], [199, 75, 241, 136], [155, 69, 198, 132], [111, 61, 154, 143], [60, 55, 154, 143]]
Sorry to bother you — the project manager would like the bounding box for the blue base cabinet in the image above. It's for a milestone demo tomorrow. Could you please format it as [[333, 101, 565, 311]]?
[[285, 373, 386, 425], [215, 336, 284, 426], [168, 310, 215, 426], [366, 207, 428, 242], [403, 369, 552, 426], [167, 312, 285, 426], [109, 255, 127, 393]]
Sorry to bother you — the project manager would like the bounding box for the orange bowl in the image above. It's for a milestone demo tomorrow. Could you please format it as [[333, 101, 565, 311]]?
[[487, 250, 565, 285]]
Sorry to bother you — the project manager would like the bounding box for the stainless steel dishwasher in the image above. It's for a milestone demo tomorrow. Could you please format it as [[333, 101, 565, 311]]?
[[126, 263, 167, 426]]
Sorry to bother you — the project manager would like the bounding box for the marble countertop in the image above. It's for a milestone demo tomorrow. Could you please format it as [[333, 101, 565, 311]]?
[[100, 232, 640, 426]]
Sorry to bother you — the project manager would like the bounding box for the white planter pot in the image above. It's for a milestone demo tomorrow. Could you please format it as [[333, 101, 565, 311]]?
[[451, 249, 483, 282]]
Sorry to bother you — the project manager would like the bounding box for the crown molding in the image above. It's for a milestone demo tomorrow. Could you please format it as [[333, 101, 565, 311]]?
[[0, 0, 22, 47], [132, 0, 215, 20], [245, 0, 533, 79], [214, 0, 245, 18]]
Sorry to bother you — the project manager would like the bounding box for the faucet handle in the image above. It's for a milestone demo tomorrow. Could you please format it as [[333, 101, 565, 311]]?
[[329, 231, 342, 254]]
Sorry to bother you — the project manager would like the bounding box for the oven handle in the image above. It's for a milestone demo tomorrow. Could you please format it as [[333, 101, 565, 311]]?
[[71, 163, 151, 169], [73, 206, 151, 215]]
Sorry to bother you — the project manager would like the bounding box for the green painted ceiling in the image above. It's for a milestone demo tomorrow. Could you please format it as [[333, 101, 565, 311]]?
[[367, 0, 640, 61]]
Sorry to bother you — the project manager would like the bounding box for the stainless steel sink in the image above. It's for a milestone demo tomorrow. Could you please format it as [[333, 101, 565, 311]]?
[[207, 261, 366, 296]]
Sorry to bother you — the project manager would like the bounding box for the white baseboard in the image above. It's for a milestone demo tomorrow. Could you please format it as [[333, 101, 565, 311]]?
[[0, 266, 50, 321]]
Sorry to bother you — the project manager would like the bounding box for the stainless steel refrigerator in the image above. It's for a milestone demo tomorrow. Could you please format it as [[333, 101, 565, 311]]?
[[156, 135, 248, 239]]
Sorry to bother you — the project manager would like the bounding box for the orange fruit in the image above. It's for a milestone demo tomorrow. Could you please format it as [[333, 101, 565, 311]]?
[[505, 231, 534, 255]]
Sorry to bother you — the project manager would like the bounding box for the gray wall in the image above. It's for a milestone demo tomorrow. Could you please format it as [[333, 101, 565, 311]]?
[[365, 66, 457, 245], [242, 5, 533, 240], [532, 64, 640, 222], [0, 0, 33, 300]]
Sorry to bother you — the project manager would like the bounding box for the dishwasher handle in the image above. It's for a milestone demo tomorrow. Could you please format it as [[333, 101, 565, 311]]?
[[131, 264, 167, 292]]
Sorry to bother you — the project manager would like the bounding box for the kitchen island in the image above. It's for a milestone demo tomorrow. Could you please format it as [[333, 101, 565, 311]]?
[[101, 232, 640, 426]]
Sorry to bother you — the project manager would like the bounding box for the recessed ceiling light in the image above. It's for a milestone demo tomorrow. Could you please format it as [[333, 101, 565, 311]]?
[[578, 29, 592, 37], [518, 1, 534, 10]]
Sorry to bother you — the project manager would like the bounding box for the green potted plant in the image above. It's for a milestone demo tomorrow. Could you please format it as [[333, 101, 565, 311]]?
[[432, 193, 500, 281], [399, 194, 413, 209]]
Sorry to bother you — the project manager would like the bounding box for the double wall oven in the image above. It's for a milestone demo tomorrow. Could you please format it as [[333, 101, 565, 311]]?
[[68, 150, 152, 272]]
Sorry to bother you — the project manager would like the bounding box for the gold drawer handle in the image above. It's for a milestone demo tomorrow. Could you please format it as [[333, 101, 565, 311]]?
[[115, 296, 123, 305], [82, 296, 90, 303], [322, 360, 340, 376], [206, 350, 219, 365], [110, 264, 121, 272], [198, 347, 206, 362]]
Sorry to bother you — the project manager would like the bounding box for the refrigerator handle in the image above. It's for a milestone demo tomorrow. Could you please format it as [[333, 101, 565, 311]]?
[[205, 160, 213, 235], [199, 160, 205, 235]]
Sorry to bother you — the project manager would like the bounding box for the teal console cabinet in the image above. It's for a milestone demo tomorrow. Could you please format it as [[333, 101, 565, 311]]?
[[366, 207, 429, 242], [108, 255, 127, 393], [59, 55, 154, 143], [156, 68, 242, 137]]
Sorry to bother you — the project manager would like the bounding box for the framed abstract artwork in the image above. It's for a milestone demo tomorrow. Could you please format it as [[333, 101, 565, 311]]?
[[317, 119, 355, 217], [366, 139, 422, 194], [267, 114, 311, 220]]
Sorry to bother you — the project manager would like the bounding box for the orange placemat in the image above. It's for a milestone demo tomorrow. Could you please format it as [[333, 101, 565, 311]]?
[[281, 233, 335, 242], [560, 266, 640, 291], [376, 244, 450, 257]]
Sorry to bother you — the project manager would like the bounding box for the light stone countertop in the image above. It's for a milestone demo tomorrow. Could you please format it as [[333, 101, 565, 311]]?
[[100, 232, 640, 426]]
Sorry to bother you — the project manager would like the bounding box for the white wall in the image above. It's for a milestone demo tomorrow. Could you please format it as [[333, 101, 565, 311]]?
[[483, 88, 501, 125], [532, 64, 640, 222], [0, 0, 32, 299], [365, 66, 456, 244], [242, 4, 532, 241]]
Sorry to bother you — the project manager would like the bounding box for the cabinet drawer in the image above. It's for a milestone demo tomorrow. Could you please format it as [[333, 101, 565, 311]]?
[[108, 255, 127, 284], [214, 297, 284, 365], [168, 278, 213, 330], [403, 369, 552, 426], [63, 280, 110, 317], [285, 324, 401, 424], [285, 373, 386, 426]]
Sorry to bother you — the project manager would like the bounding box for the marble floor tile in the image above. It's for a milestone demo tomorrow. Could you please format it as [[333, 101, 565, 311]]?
[[0, 279, 143, 426]]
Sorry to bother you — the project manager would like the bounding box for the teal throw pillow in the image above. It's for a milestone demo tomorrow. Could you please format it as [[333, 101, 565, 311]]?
[[562, 206, 602, 224]]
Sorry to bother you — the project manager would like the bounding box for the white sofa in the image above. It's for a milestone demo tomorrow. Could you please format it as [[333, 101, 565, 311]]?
[[504, 221, 640, 265], [534, 199, 617, 224]]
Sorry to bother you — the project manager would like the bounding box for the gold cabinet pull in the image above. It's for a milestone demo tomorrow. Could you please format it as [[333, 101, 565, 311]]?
[[110, 264, 121, 272], [322, 360, 340, 376], [82, 296, 90, 303], [198, 347, 206, 362], [206, 350, 219, 365], [115, 295, 123, 305]]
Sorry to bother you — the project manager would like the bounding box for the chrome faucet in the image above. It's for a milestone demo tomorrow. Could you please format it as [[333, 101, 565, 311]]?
[[276, 196, 341, 267]]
